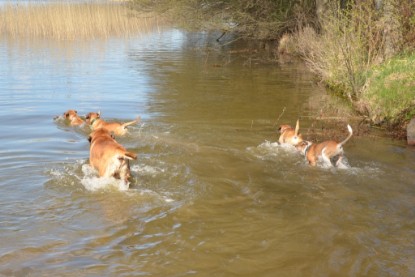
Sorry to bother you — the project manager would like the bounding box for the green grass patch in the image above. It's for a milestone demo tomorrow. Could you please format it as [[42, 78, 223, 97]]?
[[361, 53, 415, 123]]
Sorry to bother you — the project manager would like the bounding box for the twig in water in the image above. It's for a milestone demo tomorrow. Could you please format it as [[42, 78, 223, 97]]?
[[220, 36, 242, 46], [137, 123, 145, 136], [216, 31, 227, 42], [273, 107, 286, 127]]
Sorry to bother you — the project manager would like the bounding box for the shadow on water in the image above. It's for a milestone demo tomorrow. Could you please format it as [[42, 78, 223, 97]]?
[[0, 29, 415, 276]]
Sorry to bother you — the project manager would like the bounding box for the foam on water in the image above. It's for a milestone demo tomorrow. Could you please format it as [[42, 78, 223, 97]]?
[[46, 159, 178, 203], [259, 140, 299, 151], [247, 140, 300, 160], [80, 164, 129, 192]]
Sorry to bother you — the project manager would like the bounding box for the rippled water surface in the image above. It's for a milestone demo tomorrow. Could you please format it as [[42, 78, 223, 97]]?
[[1, 30, 415, 276]]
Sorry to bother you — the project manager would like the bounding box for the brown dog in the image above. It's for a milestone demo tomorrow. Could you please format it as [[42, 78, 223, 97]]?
[[88, 128, 137, 187], [63, 110, 84, 126], [278, 119, 303, 146], [296, 124, 353, 167], [85, 111, 140, 136]]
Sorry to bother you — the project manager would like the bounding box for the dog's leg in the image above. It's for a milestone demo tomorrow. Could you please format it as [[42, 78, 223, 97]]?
[[321, 148, 333, 167], [335, 155, 348, 168], [119, 180, 129, 191], [309, 157, 317, 166]]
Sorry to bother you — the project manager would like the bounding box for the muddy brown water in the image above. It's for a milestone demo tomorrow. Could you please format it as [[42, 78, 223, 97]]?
[[0, 30, 415, 276]]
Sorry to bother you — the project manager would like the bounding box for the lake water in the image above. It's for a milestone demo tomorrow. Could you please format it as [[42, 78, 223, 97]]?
[[1, 29, 415, 276]]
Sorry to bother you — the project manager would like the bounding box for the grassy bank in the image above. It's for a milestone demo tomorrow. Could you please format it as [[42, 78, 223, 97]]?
[[292, 2, 415, 134], [360, 53, 415, 125], [0, 2, 162, 40]]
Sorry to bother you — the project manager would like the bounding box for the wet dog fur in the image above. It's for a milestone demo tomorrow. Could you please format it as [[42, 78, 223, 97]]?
[[296, 124, 353, 167], [88, 128, 137, 187], [85, 111, 140, 136], [62, 109, 85, 126], [278, 119, 303, 146]]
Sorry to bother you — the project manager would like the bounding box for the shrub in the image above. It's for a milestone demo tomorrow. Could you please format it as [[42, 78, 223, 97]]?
[[295, 2, 385, 104], [131, 0, 318, 40]]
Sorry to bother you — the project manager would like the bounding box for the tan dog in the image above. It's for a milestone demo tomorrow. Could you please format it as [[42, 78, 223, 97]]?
[[296, 124, 353, 167], [85, 112, 140, 136], [63, 110, 84, 126], [88, 128, 137, 187], [278, 119, 303, 146]]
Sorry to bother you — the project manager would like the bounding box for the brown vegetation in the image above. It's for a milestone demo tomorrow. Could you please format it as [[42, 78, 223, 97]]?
[[295, 2, 385, 104], [293, 0, 415, 135], [131, 0, 318, 40], [0, 2, 163, 40]]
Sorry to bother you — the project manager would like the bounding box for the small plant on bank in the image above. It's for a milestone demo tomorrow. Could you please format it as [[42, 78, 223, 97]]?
[[360, 53, 415, 125]]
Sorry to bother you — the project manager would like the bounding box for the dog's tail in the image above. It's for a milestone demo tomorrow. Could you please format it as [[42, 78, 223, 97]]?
[[339, 124, 353, 146], [124, 151, 137, 160], [294, 119, 300, 136], [118, 151, 137, 163], [122, 116, 141, 129]]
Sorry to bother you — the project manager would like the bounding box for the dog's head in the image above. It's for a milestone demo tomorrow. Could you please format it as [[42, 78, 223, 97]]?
[[278, 119, 301, 134], [290, 133, 303, 146], [279, 119, 303, 145], [278, 124, 292, 134], [85, 111, 101, 125], [63, 109, 78, 120], [88, 128, 115, 144], [296, 140, 312, 155]]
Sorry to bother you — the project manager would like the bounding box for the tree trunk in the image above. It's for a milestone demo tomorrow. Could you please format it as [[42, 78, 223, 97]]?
[[381, 0, 403, 59]]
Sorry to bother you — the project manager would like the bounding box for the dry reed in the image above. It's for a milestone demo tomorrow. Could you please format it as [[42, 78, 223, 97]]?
[[0, 2, 163, 40]]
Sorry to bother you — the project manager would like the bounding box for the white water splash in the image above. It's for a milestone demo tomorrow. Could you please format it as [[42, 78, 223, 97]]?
[[257, 140, 298, 152], [79, 164, 176, 202], [81, 164, 129, 192], [247, 140, 379, 173], [247, 140, 299, 160]]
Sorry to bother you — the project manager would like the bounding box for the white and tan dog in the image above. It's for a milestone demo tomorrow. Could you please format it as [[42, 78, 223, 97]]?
[[296, 124, 353, 167], [85, 111, 140, 136], [62, 109, 85, 126], [88, 128, 137, 188], [278, 119, 303, 146]]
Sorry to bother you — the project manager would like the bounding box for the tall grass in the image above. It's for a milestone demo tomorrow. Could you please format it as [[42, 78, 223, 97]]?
[[0, 2, 163, 40], [295, 3, 385, 104], [294, 2, 415, 126]]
